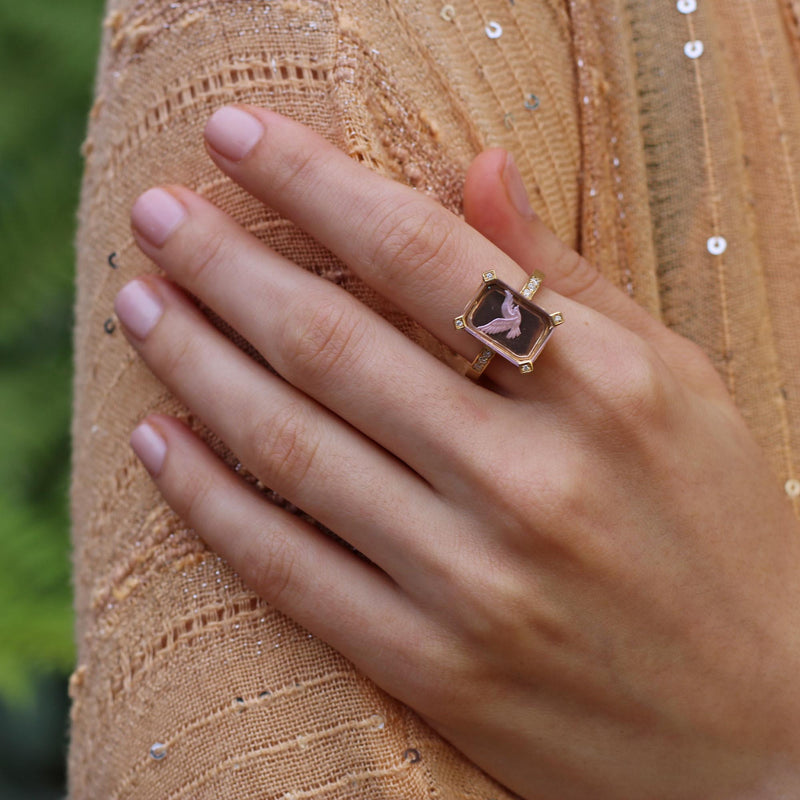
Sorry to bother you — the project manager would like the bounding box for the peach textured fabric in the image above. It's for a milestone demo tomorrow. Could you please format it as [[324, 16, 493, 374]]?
[[69, 1, 800, 797]]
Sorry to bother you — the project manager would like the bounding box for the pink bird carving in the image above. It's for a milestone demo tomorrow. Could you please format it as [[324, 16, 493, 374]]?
[[477, 290, 522, 339]]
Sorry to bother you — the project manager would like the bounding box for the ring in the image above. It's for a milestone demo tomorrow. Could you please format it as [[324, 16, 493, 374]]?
[[454, 270, 564, 376]]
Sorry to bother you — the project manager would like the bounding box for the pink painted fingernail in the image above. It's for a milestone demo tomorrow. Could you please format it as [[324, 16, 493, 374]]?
[[204, 106, 265, 162], [131, 188, 187, 246], [503, 152, 536, 220], [114, 279, 164, 339], [130, 422, 167, 477]]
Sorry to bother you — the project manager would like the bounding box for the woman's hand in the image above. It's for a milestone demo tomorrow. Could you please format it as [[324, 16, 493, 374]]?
[[115, 105, 800, 799]]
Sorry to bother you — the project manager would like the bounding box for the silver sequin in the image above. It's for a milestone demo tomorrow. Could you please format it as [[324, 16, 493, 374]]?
[[524, 94, 541, 110], [149, 743, 167, 761], [485, 21, 503, 39], [677, 0, 697, 13], [684, 40, 704, 59], [707, 236, 727, 255]]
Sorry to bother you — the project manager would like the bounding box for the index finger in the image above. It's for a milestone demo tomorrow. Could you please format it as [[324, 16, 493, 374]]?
[[202, 104, 585, 385]]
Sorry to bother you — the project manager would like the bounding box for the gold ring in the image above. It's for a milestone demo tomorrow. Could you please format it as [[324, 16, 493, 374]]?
[[454, 270, 564, 377]]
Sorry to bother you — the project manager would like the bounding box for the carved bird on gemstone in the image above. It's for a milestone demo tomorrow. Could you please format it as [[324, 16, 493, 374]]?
[[477, 290, 522, 339]]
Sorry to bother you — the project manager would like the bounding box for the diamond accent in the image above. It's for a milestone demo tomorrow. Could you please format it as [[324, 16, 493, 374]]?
[[472, 348, 494, 372], [521, 363, 533, 374], [482, 270, 496, 282], [521, 276, 542, 299]]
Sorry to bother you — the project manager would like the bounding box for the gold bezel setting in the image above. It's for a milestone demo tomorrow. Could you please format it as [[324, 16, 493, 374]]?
[[455, 273, 563, 375]]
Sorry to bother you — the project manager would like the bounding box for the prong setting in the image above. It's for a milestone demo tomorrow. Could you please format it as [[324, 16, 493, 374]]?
[[457, 273, 563, 376]]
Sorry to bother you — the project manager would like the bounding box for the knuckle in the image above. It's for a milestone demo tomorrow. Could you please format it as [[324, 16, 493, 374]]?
[[591, 340, 674, 429], [279, 294, 370, 386], [270, 145, 322, 201], [160, 334, 198, 382], [362, 197, 459, 288], [239, 532, 297, 608], [398, 627, 475, 715], [181, 227, 229, 285], [176, 467, 217, 531], [615, 346, 672, 421], [460, 569, 531, 642], [450, 550, 578, 662], [252, 402, 320, 495]]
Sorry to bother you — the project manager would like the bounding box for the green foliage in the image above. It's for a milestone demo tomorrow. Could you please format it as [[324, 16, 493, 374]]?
[[0, 0, 105, 704]]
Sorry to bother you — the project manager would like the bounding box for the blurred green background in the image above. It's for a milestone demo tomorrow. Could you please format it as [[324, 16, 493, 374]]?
[[0, 0, 105, 796]]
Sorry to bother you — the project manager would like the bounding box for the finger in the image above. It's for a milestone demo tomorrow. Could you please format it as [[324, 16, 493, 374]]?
[[113, 275, 456, 586], [463, 149, 662, 333], [129, 185, 501, 487], [200, 104, 594, 391], [463, 148, 726, 394], [128, 413, 417, 673]]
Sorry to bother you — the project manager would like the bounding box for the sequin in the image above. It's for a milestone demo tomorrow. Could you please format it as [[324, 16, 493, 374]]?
[[439, 4, 455, 22], [677, 0, 697, 12], [786, 479, 800, 498], [149, 742, 167, 761], [485, 21, 503, 39], [524, 94, 540, 110], [707, 236, 727, 255], [684, 40, 704, 59]]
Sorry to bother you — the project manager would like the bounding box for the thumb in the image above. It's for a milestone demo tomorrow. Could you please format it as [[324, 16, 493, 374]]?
[[463, 148, 667, 345]]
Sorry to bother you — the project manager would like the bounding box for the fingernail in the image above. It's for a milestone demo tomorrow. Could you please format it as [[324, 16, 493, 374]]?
[[131, 188, 187, 247], [204, 106, 265, 162], [131, 422, 167, 477], [502, 152, 536, 220], [114, 279, 164, 339]]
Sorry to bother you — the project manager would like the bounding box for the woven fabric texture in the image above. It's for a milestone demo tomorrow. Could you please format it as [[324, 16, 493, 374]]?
[[69, 1, 800, 797]]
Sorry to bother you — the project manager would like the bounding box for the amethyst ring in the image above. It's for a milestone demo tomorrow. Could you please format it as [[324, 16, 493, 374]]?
[[454, 270, 564, 377]]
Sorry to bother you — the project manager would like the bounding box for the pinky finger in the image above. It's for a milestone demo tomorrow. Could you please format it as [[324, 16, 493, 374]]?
[[129, 414, 412, 670]]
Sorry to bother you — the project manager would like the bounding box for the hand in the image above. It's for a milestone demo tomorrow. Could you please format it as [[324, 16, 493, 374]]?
[[115, 105, 800, 799]]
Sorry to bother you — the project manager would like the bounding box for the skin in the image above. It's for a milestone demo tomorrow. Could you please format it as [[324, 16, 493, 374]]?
[[116, 105, 800, 799]]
